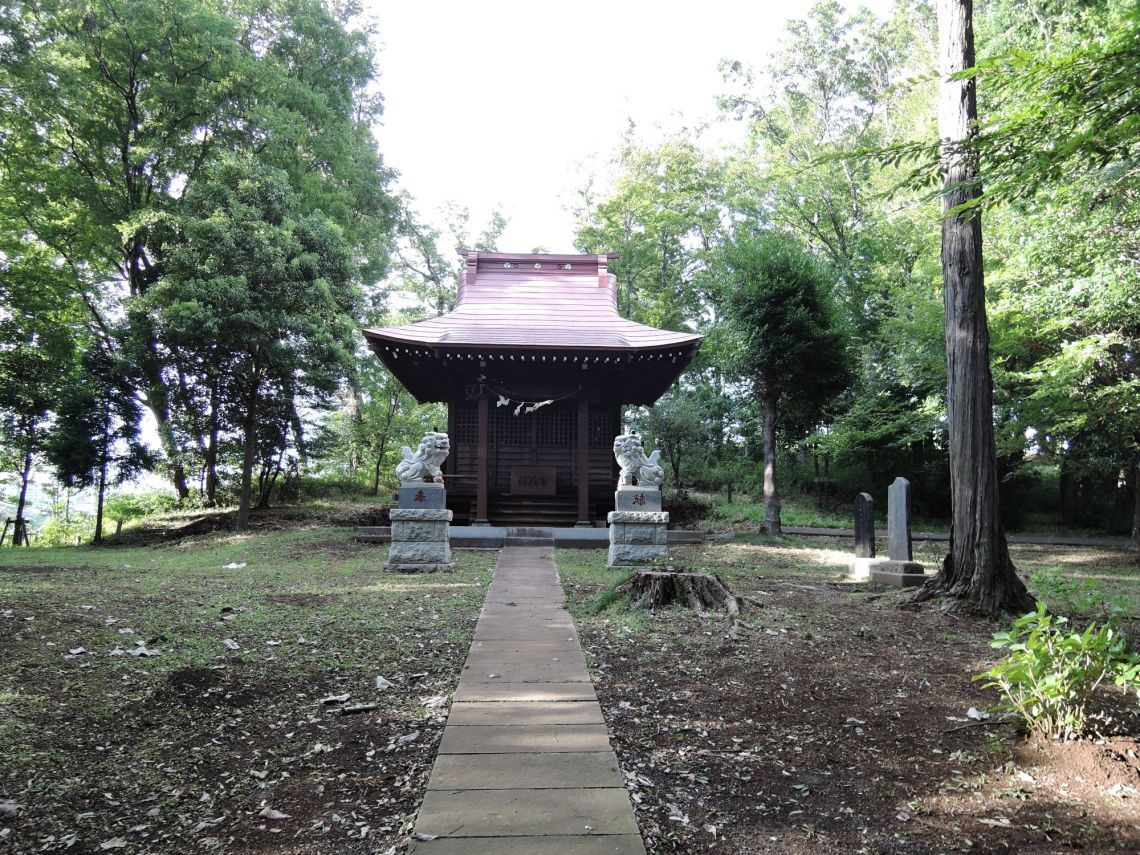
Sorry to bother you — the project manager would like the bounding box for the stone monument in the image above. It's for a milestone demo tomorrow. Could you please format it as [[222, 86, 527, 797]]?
[[869, 476, 926, 587], [387, 431, 453, 572], [848, 492, 882, 580], [607, 434, 669, 567]]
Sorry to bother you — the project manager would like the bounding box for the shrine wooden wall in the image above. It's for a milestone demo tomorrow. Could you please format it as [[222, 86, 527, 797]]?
[[448, 400, 617, 496]]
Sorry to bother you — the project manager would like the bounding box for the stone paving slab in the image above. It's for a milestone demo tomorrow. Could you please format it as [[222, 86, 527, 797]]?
[[468, 639, 581, 653], [412, 547, 644, 854], [477, 605, 571, 618], [453, 681, 598, 702], [462, 659, 590, 678], [462, 649, 588, 669], [416, 788, 639, 837], [410, 834, 646, 854], [460, 663, 590, 683], [438, 723, 612, 754], [472, 624, 578, 641], [426, 751, 623, 790], [445, 701, 603, 727]]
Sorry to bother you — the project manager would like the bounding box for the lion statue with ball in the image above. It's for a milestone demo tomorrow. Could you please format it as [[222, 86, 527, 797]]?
[[613, 433, 665, 488], [396, 431, 450, 483]]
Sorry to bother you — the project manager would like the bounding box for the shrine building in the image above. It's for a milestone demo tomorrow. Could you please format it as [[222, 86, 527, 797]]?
[[363, 251, 702, 526]]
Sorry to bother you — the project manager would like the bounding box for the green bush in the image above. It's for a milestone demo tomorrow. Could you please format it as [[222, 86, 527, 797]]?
[[104, 491, 179, 527], [976, 603, 1140, 740], [34, 513, 94, 547]]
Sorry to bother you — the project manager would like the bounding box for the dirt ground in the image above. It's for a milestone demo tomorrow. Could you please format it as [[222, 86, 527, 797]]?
[[560, 539, 1140, 853], [0, 530, 494, 854], [2, 529, 1138, 853]]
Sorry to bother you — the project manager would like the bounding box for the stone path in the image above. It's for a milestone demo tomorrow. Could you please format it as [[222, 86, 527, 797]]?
[[411, 547, 644, 854]]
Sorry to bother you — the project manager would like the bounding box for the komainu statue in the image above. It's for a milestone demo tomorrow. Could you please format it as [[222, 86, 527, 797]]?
[[613, 433, 665, 488], [396, 431, 450, 483]]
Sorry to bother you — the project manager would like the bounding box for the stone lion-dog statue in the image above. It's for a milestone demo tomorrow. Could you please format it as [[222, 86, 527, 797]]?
[[613, 433, 665, 487], [396, 431, 450, 483]]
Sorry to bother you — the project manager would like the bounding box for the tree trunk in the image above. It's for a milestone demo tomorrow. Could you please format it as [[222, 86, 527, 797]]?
[[618, 571, 741, 614], [1132, 460, 1140, 563], [93, 420, 108, 546], [371, 435, 388, 497], [13, 448, 32, 547], [204, 379, 220, 508], [1059, 452, 1078, 528], [290, 402, 307, 476], [919, 0, 1032, 616], [140, 365, 190, 500], [762, 388, 782, 535], [237, 351, 261, 530]]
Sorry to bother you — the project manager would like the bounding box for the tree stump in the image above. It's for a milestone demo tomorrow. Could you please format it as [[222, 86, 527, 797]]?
[[617, 571, 741, 614]]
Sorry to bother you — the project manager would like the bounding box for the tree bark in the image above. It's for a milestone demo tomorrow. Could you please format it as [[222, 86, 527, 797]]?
[[204, 379, 219, 507], [13, 447, 32, 547], [762, 388, 782, 535], [1059, 452, 1078, 528], [618, 571, 741, 614], [372, 455, 384, 497], [1132, 460, 1140, 563], [237, 350, 261, 530], [289, 401, 307, 476], [94, 427, 108, 546], [919, 0, 1033, 616]]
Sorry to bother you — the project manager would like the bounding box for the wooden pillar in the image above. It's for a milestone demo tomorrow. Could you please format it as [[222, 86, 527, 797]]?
[[577, 396, 590, 526], [475, 396, 489, 525], [445, 401, 457, 477]]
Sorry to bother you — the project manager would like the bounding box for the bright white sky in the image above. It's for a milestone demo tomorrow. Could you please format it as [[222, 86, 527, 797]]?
[[364, 0, 892, 254]]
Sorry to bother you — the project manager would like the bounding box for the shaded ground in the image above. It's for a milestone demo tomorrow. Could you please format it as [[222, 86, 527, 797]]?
[[4, 525, 1139, 853], [560, 538, 1140, 853], [0, 529, 494, 853]]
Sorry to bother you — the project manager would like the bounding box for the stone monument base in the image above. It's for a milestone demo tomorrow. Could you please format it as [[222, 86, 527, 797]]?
[[869, 560, 926, 588], [614, 486, 663, 512], [848, 556, 885, 581], [386, 508, 453, 572], [607, 510, 669, 567], [396, 482, 446, 509]]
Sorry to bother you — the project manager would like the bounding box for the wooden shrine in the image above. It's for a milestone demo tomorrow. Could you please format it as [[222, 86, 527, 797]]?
[[363, 252, 702, 526]]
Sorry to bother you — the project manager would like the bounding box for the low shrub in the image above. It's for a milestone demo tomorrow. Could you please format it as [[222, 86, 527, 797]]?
[[976, 603, 1140, 740]]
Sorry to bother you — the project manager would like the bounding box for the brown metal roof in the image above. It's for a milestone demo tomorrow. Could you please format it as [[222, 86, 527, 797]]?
[[363, 252, 702, 352]]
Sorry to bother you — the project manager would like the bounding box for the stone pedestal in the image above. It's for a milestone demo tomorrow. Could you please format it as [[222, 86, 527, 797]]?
[[396, 482, 446, 509], [614, 486, 662, 511], [386, 508, 453, 572], [607, 510, 669, 567], [869, 560, 926, 587]]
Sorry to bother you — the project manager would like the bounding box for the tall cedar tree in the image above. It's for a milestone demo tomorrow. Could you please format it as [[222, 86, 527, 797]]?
[[720, 231, 850, 535], [917, 0, 1034, 615]]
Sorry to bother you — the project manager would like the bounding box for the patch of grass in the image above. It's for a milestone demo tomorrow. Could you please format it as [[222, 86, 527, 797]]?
[[589, 574, 634, 614], [704, 494, 856, 531], [1027, 564, 1136, 624]]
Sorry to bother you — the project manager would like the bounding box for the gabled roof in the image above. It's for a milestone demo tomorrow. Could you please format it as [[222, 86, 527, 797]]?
[[363, 252, 702, 352]]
